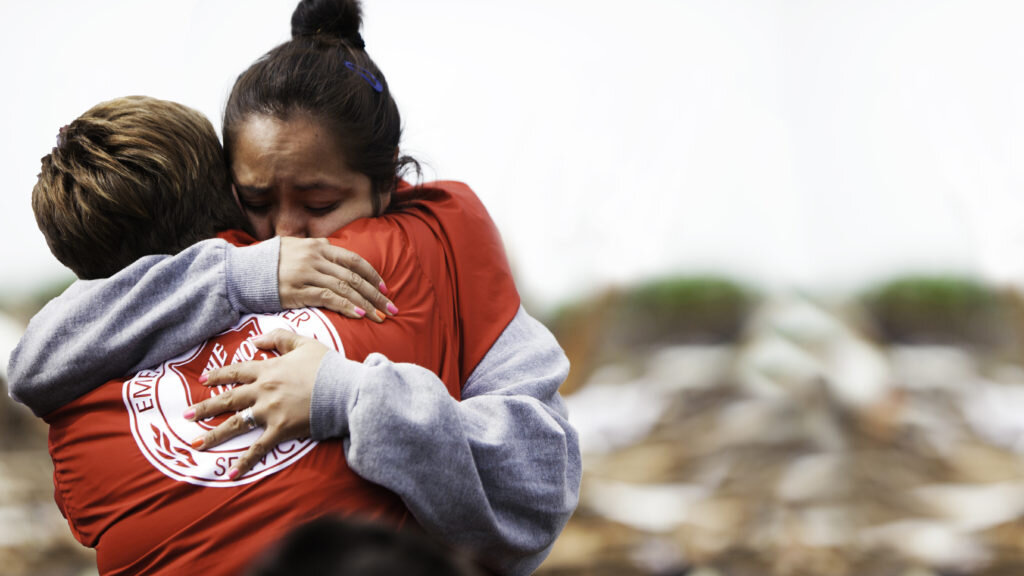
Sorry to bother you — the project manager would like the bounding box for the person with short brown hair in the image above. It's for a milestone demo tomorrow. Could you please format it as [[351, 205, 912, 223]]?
[[33, 96, 248, 279]]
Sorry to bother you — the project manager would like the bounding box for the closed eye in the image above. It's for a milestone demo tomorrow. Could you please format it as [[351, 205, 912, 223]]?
[[236, 185, 271, 213], [306, 202, 340, 215], [240, 200, 271, 214]]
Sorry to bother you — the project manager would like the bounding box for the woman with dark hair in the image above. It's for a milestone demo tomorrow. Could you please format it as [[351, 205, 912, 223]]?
[[10, 1, 579, 574]]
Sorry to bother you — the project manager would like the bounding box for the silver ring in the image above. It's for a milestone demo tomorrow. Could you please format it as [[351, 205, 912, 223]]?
[[240, 406, 257, 431]]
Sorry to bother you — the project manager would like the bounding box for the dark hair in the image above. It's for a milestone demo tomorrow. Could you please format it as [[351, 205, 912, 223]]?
[[33, 96, 249, 279], [223, 0, 418, 215], [246, 516, 482, 576]]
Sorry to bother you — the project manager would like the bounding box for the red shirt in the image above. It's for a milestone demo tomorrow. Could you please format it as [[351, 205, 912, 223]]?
[[390, 180, 521, 382], [45, 182, 520, 575]]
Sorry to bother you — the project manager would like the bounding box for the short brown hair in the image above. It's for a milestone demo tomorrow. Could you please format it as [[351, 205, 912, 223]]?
[[33, 96, 249, 279]]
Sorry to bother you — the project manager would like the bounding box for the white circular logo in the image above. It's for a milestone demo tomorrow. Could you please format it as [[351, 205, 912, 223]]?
[[122, 309, 343, 487]]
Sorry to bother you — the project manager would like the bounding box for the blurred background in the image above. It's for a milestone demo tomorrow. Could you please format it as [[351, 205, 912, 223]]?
[[5, 1, 1024, 574]]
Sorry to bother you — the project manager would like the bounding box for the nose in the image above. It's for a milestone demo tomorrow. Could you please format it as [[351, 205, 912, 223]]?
[[272, 207, 308, 238]]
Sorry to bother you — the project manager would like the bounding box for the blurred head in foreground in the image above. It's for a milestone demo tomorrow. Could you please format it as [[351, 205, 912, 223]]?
[[247, 516, 482, 576], [32, 95, 249, 279]]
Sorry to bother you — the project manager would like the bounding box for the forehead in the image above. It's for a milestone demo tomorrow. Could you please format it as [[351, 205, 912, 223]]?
[[231, 114, 350, 183]]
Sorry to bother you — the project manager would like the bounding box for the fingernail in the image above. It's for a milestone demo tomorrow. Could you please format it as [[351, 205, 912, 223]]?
[[198, 372, 208, 384], [228, 468, 240, 480], [378, 281, 389, 295], [183, 408, 196, 420], [386, 302, 399, 315], [354, 306, 366, 318], [375, 310, 386, 321], [191, 436, 204, 450]]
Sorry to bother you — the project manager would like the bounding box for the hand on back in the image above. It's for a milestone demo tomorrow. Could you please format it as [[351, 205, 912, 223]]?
[[278, 237, 398, 322], [185, 329, 328, 480]]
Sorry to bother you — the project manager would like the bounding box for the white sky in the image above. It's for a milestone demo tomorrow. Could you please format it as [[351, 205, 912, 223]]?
[[3, 1, 1024, 309]]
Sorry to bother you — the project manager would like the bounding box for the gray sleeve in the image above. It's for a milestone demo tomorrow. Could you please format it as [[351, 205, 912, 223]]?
[[309, 306, 581, 576], [7, 237, 281, 416]]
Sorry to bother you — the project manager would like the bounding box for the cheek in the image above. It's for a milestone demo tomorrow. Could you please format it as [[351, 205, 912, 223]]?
[[312, 199, 377, 237], [308, 214, 351, 238], [246, 213, 275, 241]]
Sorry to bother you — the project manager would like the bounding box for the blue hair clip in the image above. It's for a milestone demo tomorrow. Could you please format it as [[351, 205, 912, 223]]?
[[344, 61, 383, 93]]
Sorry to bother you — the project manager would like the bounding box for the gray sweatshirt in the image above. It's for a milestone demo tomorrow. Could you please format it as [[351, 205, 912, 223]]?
[[6, 237, 581, 576]]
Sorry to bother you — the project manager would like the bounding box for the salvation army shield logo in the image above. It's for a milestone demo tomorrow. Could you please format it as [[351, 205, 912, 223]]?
[[122, 308, 343, 487]]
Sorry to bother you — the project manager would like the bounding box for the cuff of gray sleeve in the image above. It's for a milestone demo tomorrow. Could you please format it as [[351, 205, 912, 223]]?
[[225, 237, 282, 313], [309, 351, 363, 440]]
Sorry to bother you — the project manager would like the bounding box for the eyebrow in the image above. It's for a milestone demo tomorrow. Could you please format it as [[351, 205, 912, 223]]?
[[293, 182, 350, 193], [235, 185, 270, 196]]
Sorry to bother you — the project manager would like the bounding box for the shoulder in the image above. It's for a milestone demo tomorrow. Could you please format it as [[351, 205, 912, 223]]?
[[320, 215, 457, 374], [327, 212, 453, 313], [391, 180, 505, 251], [326, 215, 410, 269], [393, 180, 488, 213]]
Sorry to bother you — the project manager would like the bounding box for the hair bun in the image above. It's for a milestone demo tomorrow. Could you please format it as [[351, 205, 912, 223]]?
[[291, 0, 364, 47]]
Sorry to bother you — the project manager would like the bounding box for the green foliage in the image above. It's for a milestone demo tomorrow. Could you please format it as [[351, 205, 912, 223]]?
[[615, 276, 754, 345], [547, 275, 755, 351], [861, 275, 1006, 345], [624, 276, 749, 314]]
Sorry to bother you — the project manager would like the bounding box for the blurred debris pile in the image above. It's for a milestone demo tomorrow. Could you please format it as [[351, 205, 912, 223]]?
[[542, 275, 1024, 576], [862, 276, 1012, 347], [0, 310, 95, 576], [7, 272, 1024, 576], [548, 277, 754, 396]]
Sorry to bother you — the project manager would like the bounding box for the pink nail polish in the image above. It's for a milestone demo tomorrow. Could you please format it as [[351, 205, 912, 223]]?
[[378, 281, 389, 295], [354, 306, 366, 318], [198, 373, 208, 384], [228, 468, 240, 480], [386, 302, 399, 315], [183, 408, 196, 420]]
